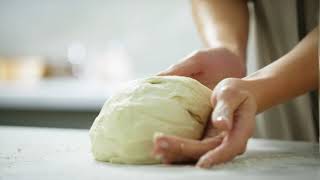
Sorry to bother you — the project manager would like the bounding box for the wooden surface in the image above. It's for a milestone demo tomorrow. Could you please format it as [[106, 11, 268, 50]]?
[[0, 126, 319, 180]]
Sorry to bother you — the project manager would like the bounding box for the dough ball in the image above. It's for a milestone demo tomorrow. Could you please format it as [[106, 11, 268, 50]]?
[[89, 76, 212, 164]]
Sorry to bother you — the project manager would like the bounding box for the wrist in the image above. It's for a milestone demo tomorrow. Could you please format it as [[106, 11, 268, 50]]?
[[243, 72, 278, 113], [204, 46, 247, 79], [214, 77, 259, 114], [207, 40, 246, 61], [203, 23, 248, 59]]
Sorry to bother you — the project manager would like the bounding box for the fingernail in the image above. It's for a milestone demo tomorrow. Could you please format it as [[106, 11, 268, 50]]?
[[211, 115, 225, 123], [159, 140, 169, 149], [180, 143, 185, 150], [213, 116, 231, 130], [197, 161, 211, 169], [197, 155, 212, 168], [201, 161, 211, 168], [153, 132, 164, 143], [216, 116, 226, 121]]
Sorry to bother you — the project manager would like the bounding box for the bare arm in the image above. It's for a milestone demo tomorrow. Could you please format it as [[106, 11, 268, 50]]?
[[244, 27, 319, 112], [194, 27, 319, 168], [153, 27, 319, 168], [192, 0, 249, 59], [159, 1, 250, 89]]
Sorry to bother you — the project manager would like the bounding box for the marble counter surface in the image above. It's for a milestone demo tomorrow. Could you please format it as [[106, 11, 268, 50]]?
[[0, 126, 319, 180]]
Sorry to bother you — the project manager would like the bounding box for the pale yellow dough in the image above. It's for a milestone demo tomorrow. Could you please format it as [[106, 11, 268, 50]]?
[[89, 76, 212, 164]]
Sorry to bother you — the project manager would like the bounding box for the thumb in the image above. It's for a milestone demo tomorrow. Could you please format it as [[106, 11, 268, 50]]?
[[211, 88, 248, 131], [211, 100, 234, 131]]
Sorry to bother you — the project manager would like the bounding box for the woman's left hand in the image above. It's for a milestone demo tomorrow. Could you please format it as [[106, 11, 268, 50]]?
[[152, 78, 257, 168]]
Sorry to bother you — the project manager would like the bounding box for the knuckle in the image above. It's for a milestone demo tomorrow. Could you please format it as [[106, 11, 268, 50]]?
[[214, 78, 248, 100], [191, 49, 206, 61], [217, 85, 239, 99]]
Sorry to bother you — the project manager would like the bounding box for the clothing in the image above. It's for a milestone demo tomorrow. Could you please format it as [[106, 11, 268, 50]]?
[[246, 0, 319, 142]]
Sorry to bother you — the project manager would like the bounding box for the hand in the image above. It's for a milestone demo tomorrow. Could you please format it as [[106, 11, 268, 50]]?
[[152, 78, 257, 168], [158, 48, 246, 89], [152, 119, 225, 164], [196, 78, 256, 168]]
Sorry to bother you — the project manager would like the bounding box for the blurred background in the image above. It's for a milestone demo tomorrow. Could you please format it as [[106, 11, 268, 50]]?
[[0, 0, 203, 128]]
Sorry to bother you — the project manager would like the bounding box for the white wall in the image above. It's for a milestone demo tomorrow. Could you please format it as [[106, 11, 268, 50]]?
[[0, 0, 202, 78]]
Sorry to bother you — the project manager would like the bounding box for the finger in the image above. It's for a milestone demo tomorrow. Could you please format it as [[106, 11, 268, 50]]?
[[231, 93, 256, 140], [157, 52, 201, 76], [157, 64, 181, 76], [203, 120, 225, 138], [157, 62, 196, 76], [211, 102, 233, 131], [196, 140, 236, 168], [152, 134, 223, 164], [197, 94, 256, 168], [211, 87, 247, 131]]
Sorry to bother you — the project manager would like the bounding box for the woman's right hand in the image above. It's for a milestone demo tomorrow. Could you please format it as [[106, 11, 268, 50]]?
[[158, 47, 245, 89]]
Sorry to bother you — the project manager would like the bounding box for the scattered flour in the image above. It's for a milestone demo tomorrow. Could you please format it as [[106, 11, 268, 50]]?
[[211, 152, 320, 171]]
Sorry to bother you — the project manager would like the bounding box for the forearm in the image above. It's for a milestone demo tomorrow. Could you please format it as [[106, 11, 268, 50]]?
[[192, 0, 249, 59], [244, 27, 319, 113]]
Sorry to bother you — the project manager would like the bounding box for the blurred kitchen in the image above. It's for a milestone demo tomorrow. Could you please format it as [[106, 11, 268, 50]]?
[[0, 0, 202, 128]]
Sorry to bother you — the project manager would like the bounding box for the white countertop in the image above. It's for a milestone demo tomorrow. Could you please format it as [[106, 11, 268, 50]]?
[[0, 126, 319, 180], [0, 79, 117, 111]]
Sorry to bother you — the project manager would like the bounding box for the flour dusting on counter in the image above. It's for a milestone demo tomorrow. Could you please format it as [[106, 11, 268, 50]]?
[[211, 151, 320, 172]]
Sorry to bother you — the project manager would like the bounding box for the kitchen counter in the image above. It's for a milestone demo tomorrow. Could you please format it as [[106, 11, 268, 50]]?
[[0, 79, 126, 129], [0, 79, 114, 111], [0, 126, 319, 180]]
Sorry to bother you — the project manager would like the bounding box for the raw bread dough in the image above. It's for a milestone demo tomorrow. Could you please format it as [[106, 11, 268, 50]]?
[[89, 76, 212, 164]]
